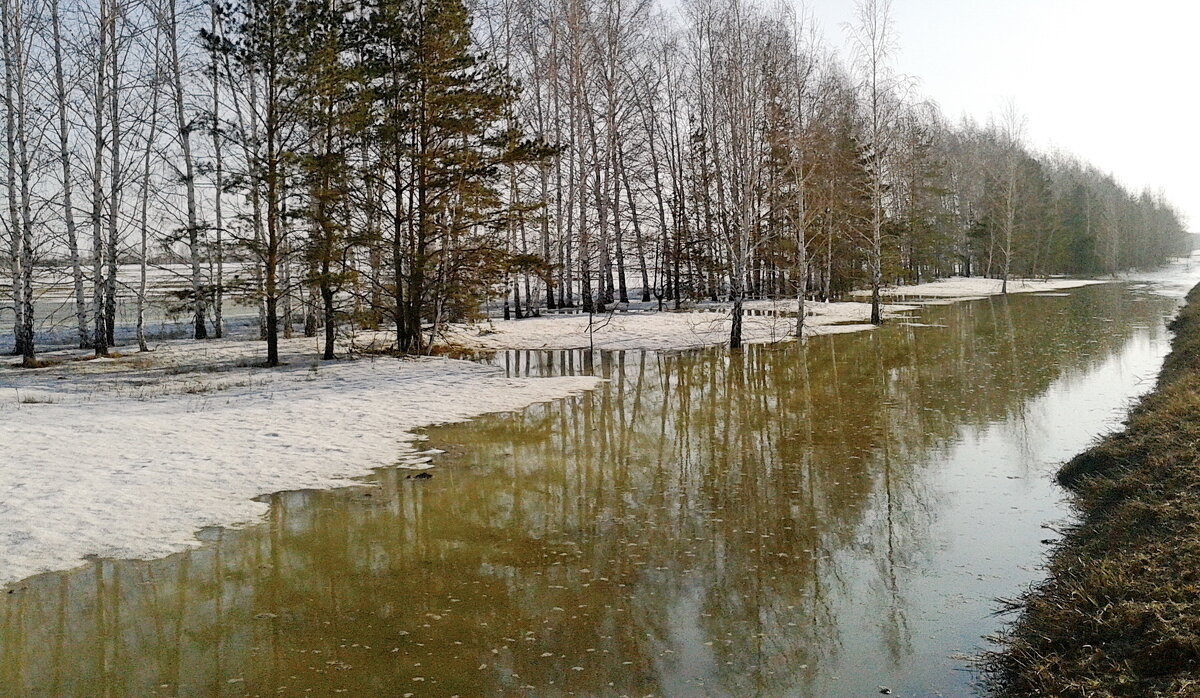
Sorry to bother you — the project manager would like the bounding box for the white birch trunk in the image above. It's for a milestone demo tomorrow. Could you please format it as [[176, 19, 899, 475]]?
[[165, 0, 207, 339], [50, 0, 88, 348], [90, 0, 109, 356], [2, 0, 22, 356]]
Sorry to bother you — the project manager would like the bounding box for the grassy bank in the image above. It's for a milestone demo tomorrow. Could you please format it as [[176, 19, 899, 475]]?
[[988, 282, 1200, 696]]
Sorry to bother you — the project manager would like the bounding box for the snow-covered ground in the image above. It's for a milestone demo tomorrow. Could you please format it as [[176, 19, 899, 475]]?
[[441, 278, 1113, 352], [0, 337, 601, 587], [440, 300, 919, 351], [853, 276, 1112, 299]]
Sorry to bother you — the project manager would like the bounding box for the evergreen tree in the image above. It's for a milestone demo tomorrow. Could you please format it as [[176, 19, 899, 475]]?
[[294, 0, 366, 360], [365, 0, 551, 354]]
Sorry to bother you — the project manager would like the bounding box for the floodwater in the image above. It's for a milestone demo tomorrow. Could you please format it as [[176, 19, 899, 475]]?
[[1, 271, 1195, 697], [0, 263, 259, 349]]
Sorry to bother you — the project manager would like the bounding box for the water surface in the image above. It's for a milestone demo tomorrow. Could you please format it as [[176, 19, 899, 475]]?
[[0, 275, 1192, 697]]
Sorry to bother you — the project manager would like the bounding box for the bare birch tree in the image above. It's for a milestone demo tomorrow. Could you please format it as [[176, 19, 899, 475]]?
[[50, 0, 88, 349], [163, 0, 208, 339], [993, 102, 1026, 294], [849, 0, 898, 325], [2, 0, 37, 365]]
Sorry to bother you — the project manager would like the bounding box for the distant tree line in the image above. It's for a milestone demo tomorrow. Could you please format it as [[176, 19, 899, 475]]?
[[0, 0, 1189, 364]]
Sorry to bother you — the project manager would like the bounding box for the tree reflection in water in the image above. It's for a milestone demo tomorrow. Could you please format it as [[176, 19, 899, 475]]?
[[0, 285, 1177, 696]]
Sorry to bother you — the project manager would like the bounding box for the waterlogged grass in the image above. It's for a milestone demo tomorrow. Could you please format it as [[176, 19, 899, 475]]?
[[988, 283, 1200, 697]]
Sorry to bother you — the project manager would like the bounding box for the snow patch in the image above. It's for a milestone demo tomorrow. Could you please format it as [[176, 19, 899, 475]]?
[[853, 276, 1111, 299], [439, 300, 918, 352], [0, 337, 601, 586]]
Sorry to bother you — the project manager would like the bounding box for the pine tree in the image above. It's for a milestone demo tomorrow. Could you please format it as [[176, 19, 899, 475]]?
[[217, 0, 305, 365], [294, 0, 365, 360], [365, 0, 551, 354]]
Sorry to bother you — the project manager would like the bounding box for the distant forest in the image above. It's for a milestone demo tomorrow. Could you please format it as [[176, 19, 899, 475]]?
[[1, 0, 1189, 364]]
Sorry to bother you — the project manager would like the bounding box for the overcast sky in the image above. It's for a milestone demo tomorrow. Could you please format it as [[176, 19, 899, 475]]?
[[804, 0, 1199, 229]]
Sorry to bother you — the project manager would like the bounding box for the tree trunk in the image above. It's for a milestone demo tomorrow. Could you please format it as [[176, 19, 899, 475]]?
[[137, 29, 162, 353], [90, 0, 109, 356], [50, 0, 88, 349], [621, 154, 651, 303], [5, 0, 35, 365], [2, 0, 23, 358], [321, 276, 335, 360], [730, 294, 743, 349], [105, 8, 120, 347], [167, 0, 207, 340], [211, 2, 224, 338]]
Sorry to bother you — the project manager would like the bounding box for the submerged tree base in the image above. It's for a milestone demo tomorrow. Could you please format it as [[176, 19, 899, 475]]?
[[987, 281, 1200, 696]]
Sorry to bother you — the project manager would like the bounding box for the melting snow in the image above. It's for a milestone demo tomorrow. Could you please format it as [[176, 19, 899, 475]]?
[[0, 336, 600, 586]]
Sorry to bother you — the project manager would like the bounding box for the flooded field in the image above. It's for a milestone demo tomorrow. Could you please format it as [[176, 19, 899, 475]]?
[[0, 278, 1191, 696], [0, 264, 258, 348]]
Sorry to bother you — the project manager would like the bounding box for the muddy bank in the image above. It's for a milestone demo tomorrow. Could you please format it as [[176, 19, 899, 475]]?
[[989, 281, 1200, 696]]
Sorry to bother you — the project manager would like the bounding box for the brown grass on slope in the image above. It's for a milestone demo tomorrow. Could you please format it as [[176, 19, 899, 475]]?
[[987, 283, 1200, 697]]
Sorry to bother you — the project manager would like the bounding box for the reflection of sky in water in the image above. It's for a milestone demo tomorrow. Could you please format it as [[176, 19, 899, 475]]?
[[1, 268, 1198, 697]]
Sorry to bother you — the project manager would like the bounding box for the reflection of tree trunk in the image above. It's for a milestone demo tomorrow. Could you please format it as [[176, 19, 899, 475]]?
[[213, 532, 225, 688], [872, 331, 909, 663], [883, 441, 906, 661], [268, 502, 283, 686], [1000, 296, 1033, 469], [48, 576, 66, 693], [168, 554, 188, 691], [92, 560, 107, 691]]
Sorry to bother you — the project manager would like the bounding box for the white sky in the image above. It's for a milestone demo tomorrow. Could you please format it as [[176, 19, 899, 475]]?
[[805, 0, 1200, 229]]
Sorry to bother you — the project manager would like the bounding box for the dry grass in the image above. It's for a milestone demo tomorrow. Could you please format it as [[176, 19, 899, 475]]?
[[1, 357, 63, 370], [986, 283, 1200, 697], [15, 390, 57, 404]]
